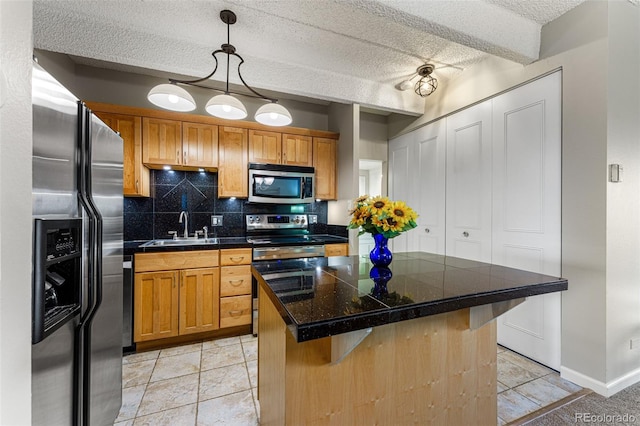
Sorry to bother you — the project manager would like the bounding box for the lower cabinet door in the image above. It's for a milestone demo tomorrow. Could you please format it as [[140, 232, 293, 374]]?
[[180, 267, 220, 335], [134, 271, 179, 342], [220, 295, 252, 328]]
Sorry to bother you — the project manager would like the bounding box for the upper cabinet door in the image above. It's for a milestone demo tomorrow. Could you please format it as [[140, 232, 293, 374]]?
[[313, 138, 336, 200], [182, 122, 218, 168], [95, 112, 150, 197], [218, 126, 249, 198], [142, 117, 182, 166], [283, 134, 313, 167], [248, 130, 282, 164], [445, 100, 493, 263]]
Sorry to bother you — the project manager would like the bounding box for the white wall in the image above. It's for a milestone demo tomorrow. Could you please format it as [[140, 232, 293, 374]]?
[[389, 0, 640, 396], [328, 103, 359, 254], [0, 1, 33, 423], [359, 112, 388, 197]]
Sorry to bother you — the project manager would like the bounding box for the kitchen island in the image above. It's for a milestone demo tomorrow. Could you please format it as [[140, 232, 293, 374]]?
[[252, 252, 568, 426]]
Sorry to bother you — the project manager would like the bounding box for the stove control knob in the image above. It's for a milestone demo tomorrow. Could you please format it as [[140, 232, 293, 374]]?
[[255, 217, 261, 222], [294, 217, 300, 224], [249, 217, 254, 223], [300, 217, 306, 224]]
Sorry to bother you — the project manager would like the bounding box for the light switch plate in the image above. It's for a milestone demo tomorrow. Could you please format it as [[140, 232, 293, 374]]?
[[211, 215, 223, 227], [309, 214, 318, 224], [609, 164, 622, 182]]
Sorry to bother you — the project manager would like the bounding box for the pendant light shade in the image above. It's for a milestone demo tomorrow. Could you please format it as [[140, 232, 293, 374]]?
[[147, 83, 196, 111], [205, 94, 247, 119], [147, 10, 293, 126], [255, 103, 292, 126]]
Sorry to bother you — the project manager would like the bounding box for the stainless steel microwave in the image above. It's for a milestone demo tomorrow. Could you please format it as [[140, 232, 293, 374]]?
[[248, 163, 315, 204]]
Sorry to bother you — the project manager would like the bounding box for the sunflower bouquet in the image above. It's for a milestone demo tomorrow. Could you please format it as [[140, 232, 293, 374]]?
[[347, 195, 418, 239]]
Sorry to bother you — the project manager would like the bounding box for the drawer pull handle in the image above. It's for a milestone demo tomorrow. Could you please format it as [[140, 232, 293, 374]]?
[[229, 279, 244, 286], [229, 256, 245, 263], [228, 310, 243, 317]]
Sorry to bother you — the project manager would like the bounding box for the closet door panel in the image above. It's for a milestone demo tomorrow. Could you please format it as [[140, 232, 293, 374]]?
[[414, 122, 446, 255], [445, 101, 493, 263], [493, 71, 562, 370], [388, 132, 413, 253]]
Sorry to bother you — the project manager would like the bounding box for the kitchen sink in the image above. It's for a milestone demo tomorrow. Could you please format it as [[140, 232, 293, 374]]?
[[140, 238, 219, 247]]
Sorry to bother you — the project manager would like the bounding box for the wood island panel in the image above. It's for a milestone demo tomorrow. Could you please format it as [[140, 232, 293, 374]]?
[[258, 285, 497, 426]]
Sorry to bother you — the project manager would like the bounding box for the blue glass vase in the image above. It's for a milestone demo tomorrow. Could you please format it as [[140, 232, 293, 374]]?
[[369, 266, 393, 298], [369, 233, 392, 267]]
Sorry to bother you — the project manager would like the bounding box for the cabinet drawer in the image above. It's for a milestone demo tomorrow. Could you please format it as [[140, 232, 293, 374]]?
[[220, 295, 252, 328], [220, 248, 252, 266], [135, 250, 219, 272], [325, 243, 348, 257], [220, 265, 252, 296]]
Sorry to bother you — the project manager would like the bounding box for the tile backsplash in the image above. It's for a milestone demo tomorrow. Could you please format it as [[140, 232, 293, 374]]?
[[123, 170, 333, 241]]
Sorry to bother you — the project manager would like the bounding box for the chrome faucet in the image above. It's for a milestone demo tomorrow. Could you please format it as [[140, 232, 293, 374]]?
[[179, 211, 188, 238]]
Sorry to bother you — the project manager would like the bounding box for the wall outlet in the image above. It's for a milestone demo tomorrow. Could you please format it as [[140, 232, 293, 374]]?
[[631, 338, 640, 350], [211, 215, 223, 227], [309, 214, 318, 224]]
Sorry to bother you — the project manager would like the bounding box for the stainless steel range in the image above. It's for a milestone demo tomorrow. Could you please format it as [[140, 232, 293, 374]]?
[[247, 214, 326, 334]]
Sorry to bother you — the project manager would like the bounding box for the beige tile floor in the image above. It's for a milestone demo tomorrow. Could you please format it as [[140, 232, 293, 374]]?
[[114, 337, 582, 425]]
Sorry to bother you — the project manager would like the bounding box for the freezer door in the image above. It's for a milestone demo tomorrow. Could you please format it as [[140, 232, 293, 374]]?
[[32, 63, 79, 218], [86, 111, 124, 425], [31, 62, 81, 426]]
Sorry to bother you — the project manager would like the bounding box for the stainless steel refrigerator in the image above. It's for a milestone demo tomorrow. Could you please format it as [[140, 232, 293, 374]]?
[[31, 61, 123, 426]]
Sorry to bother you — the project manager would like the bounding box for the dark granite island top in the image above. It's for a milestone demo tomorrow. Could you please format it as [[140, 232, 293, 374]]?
[[252, 251, 568, 342]]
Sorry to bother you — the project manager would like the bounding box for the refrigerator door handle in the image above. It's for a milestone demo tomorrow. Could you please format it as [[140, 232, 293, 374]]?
[[74, 104, 105, 426]]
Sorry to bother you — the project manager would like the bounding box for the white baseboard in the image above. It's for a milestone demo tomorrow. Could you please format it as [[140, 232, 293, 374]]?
[[561, 365, 640, 397]]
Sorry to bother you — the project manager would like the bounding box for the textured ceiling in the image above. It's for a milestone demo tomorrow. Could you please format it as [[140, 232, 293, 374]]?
[[33, 0, 586, 116]]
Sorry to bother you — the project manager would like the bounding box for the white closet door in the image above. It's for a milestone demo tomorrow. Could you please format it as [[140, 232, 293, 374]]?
[[388, 132, 413, 253], [493, 71, 562, 369], [445, 100, 493, 263], [413, 121, 446, 255]]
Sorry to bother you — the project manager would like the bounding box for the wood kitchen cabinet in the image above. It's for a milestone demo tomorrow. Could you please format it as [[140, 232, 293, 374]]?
[[142, 117, 182, 167], [282, 134, 313, 166], [313, 137, 337, 200], [93, 111, 150, 197], [143, 118, 218, 170], [182, 122, 218, 169], [179, 267, 220, 335], [218, 126, 248, 198], [134, 250, 219, 343], [248, 129, 282, 164], [219, 248, 252, 328], [325, 243, 348, 257], [134, 271, 179, 341]]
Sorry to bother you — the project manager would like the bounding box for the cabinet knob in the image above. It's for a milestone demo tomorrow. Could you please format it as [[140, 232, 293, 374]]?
[[462, 231, 469, 238], [424, 228, 430, 233]]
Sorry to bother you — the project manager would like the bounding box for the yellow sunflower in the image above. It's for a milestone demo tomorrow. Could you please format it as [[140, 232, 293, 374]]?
[[369, 196, 391, 215], [389, 201, 417, 226]]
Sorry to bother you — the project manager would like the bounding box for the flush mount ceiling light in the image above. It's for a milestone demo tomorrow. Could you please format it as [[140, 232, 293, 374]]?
[[398, 64, 438, 98], [147, 10, 292, 126]]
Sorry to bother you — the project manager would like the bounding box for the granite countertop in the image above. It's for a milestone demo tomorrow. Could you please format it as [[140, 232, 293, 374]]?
[[252, 252, 568, 342], [124, 234, 348, 255]]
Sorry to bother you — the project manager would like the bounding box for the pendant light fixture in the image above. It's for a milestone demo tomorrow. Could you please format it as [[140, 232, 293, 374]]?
[[147, 10, 292, 126]]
